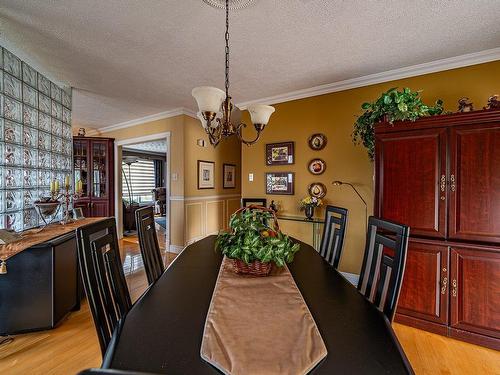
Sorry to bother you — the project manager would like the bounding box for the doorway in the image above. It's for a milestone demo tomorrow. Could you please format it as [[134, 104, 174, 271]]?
[[114, 132, 171, 251]]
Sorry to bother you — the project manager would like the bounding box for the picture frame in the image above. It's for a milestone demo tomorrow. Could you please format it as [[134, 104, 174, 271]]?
[[72, 207, 85, 220], [308, 182, 327, 198], [265, 172, 295, 195], [266, 142, 294, 165], [223, 163, 236, 189], [198, 160, 215, 189], [307, 158, 326, 175]]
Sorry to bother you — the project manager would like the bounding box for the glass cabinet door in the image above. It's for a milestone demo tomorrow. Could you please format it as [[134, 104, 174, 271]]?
[[73, 139, 89, 197], [92, 141, 108, 198]]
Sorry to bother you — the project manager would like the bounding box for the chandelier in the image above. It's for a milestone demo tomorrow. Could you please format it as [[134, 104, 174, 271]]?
[[192, 0, 275, 147]]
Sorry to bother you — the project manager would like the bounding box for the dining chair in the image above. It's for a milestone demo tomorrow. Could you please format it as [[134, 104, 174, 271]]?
[[357, 216, 410, 322], [78, 369, 161, 375], [241, 198, 267, 207], [76, 217, 132, 356], [319, 205, 348, 269], [135, 206, 164, 285]]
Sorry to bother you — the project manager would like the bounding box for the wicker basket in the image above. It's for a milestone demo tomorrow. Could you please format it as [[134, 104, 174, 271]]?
[[231, 258, 272, 276]]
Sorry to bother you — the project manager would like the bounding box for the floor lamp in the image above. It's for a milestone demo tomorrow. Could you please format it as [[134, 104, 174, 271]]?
[[332, 180, 368, 232]]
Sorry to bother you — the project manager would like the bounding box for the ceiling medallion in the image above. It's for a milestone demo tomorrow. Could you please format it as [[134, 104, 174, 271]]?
[[193, 0, 274, 147], [202, 0, 256, 10]]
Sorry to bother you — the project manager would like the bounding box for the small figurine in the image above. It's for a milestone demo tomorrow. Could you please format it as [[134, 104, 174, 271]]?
[[77, 127, 86, 136], [269, 200, 278, 213], [458, 97, 474, 112], [483, 95, 500, 110]]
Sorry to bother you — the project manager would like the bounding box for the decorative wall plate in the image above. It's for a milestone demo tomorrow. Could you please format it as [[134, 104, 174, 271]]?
[[308, 183, 327, 198], [308, 159, 326, 175], [308, 133, 327, 150]]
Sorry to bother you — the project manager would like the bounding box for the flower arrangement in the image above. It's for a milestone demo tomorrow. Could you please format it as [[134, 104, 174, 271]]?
[[299, 196, 323, 209]]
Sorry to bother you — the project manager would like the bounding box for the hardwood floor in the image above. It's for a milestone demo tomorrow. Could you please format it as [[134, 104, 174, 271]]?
[[0, 235, 498, 375]]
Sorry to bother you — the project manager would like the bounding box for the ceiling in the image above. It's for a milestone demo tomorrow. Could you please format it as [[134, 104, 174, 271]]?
[[123, 140, 167, 154], [0, 0, 499, 129]]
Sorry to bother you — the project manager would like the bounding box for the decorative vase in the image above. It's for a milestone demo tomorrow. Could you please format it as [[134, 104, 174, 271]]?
[[305, 205, 314, 220]]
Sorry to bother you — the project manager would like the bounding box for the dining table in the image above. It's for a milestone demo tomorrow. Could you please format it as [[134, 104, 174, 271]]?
[[105, 235, 413, 374]]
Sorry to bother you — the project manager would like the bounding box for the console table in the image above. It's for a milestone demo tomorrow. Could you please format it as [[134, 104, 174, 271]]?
[[0, 218, 103, 335], [277, 215, 324, 250]]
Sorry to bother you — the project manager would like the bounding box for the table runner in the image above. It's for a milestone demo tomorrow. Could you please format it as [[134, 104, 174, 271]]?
[[201, 256, 327, 375], [0, 217, 104, 261]]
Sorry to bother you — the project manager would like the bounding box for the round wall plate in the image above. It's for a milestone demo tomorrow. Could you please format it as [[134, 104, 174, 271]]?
[[308, 182, 327, 198], [308, 158, 326, 175], [202, 0, 256, 10], [308, 133, 327, 150]]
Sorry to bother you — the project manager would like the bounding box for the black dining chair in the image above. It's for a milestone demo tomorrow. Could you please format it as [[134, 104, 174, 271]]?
[[135, 206, 164, 285], [76, 217, 132, 356], [241, 198, 267, 207], [319, 205, 348, 269], [357, 216, 410, 322]]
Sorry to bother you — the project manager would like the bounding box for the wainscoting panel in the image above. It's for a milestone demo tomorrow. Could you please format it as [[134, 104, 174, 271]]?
[[184, 195, 241, 244]]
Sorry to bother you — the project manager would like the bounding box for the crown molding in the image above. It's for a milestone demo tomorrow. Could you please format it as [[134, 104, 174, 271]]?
[[88, 107, 197, 135], [87, 47, 500, 134], [236, 47, 500, 109]]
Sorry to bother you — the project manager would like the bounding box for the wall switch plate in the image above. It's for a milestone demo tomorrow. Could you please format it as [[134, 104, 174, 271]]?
[[248, 173, 254, 182]]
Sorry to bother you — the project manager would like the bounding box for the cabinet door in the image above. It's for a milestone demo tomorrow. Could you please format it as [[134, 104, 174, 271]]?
[[450, 246, 500, 339], [73, 138, 90, 198], [375, 128, 447, 238], [73, 199, 90, 218], [91, 200, 109, 217], [90, 140, 110, 200], [449, 124, 500, 244], [397, 241, 449, 324]]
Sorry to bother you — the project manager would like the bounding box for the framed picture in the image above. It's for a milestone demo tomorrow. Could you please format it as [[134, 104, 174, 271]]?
[[308, 133, 327, 150], [266, 142, 294, 165], [265, 172, 294, 195], [198, 160, 215, 189], [308, 182, 327, 198], [223, 163, 236, 189]]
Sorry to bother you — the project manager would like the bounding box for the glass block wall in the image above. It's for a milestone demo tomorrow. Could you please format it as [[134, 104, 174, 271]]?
[[0, 45, 72, 231]]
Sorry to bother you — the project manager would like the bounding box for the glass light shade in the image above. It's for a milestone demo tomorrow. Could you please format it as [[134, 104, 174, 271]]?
[[247, 104, 275, 125], [197, 111, 208, 129], [192, 86, 226, 113]]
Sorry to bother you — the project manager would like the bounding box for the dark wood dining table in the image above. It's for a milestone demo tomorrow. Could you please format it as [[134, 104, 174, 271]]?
[[105, 236, 413, 374]]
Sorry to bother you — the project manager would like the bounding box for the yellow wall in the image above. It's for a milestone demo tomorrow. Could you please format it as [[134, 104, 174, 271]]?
[[241, 60, 500, 274], [89, 114, 242, 248]]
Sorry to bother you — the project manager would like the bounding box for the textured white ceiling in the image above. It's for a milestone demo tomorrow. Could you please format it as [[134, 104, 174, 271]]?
[[124, 140, 167, 154], [0, 0, 499, 129]]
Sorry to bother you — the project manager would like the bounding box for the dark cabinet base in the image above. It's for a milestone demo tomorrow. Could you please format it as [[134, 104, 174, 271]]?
[[0, 232, 82, 335]]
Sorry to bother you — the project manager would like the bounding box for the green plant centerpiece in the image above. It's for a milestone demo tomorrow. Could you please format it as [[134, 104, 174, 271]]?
[[216, 205, 300, 276], [352, 87, 444, 160]]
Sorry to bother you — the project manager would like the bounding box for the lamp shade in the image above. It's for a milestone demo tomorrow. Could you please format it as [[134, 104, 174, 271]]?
[[247, 104, 275, 125], [192, 86, 226, 113], [197, 112, 208, 129]]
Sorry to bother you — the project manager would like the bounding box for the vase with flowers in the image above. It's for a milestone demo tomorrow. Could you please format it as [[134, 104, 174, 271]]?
[[299, 196, 323, 220]]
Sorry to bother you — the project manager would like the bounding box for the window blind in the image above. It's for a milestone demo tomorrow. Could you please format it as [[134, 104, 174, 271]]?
[[122, 160, 155, 203]]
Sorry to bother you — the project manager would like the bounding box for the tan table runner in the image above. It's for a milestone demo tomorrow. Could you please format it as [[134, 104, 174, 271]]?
[[0, 217, 105, 261], [201, 256, 327, 375]]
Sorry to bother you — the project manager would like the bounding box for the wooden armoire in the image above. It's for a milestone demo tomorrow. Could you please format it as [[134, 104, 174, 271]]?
[[73, 136, 115, 218], [374, 109, 500, 350]]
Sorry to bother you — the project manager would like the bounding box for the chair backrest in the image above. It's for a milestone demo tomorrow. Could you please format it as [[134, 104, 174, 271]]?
[[76, 218, 132, 356], [319, 205, 348, 269], [357, 216, 410, 322], [135, 206, 164, 285], [241, 198, 267, 208]]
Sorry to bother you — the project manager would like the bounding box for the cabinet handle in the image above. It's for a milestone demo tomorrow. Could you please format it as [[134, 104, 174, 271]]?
[[452, 278, 457, 297], [450, 174, 456, 192], [440, 277, 448, 295], [440, 175, 446, 192]]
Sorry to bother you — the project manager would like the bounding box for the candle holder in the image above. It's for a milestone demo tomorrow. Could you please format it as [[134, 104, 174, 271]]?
[[60, 185, 84, 225]]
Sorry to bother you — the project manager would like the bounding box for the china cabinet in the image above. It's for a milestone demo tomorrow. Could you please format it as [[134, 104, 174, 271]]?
[[375, 109, 500, 350], [73, 137, 114, 217]]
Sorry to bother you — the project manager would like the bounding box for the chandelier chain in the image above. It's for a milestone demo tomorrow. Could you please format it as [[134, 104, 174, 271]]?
[[225, 0, 230, 100]]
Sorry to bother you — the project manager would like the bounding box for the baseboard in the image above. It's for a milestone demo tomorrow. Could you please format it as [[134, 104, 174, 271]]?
[[169, 245, 184, 254], [339, 271, 359, 287]]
